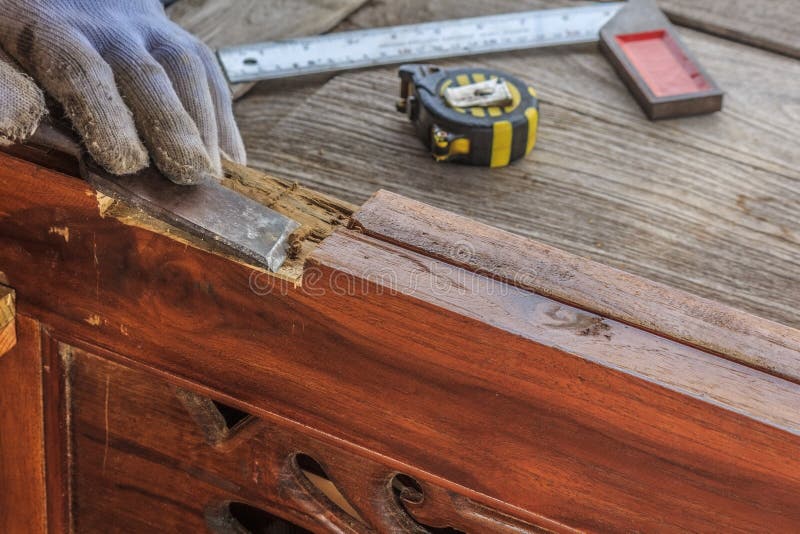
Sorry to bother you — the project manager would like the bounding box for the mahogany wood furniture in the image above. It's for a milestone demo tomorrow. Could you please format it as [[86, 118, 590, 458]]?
[[1, 149, 799, 533]]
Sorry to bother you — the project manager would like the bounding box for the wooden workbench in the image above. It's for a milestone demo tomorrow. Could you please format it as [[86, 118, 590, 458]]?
[[179, 0, 799, 329]]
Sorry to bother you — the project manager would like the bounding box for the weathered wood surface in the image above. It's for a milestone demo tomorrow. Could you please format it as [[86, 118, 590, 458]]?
[[2, 154, 800, 531], [246, 0, 800, 329], [168, 0, 368, 51], [0, 285, 15, 357], [353, 190, 800, 384], [168, 0, 368, 99], [659, 0, 800, 59], [0, 316, 46, 534]]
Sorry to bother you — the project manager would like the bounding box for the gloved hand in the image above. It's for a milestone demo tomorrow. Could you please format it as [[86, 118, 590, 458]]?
[[0, 49, 46, 145], [0, 0, 246, 184]]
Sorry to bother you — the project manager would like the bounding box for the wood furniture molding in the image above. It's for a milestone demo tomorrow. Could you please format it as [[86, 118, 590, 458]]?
[[1, 150, 799, 532]]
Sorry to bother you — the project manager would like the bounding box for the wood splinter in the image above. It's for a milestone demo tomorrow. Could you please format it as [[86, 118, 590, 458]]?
[[0, 285, 16, 358]]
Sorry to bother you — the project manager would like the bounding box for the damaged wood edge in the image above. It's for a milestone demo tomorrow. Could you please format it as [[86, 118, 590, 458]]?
[[0, 285, 16, 358], [96, 160, 355, 285], [0, 144, 354, 284], [349, 190, 800, 385]]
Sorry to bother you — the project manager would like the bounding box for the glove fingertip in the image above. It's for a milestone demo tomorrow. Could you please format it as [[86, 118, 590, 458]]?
[[85, 137, 150, 177], [151, 144, 218, 185], [0, 81, 47, 145]]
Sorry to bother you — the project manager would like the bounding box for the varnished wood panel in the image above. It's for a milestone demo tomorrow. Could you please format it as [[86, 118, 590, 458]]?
[[68, 347, 555, 533], [0, 316, 46, 534], [248, 1, 800, 330], [2, 154, 800, 530]]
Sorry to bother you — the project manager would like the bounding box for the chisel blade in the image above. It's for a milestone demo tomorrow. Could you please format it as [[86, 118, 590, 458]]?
[[80, 157, 300, 272]]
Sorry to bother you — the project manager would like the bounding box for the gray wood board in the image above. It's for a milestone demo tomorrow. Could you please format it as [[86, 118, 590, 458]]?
[[169, 0, 369, 98], [243, 20, 800, 328], [659, 0, 800, 59]]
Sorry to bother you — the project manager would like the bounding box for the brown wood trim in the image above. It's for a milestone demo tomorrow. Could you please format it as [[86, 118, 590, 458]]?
[[0, 285, 15, 358], [42, 332, 73, 534], [0, 316, 46, 534], [350, 189, 800, 385]]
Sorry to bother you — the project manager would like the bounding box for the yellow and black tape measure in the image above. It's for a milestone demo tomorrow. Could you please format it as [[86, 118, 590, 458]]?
[[396, 64, 539, 168]]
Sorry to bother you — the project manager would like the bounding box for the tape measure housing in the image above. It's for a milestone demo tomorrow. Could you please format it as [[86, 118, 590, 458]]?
[[397, 64, 539, 167]]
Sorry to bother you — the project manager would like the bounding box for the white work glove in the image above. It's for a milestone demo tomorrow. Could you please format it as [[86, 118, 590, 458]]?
[[0, 0, 246, 184], [0, 49, 46, 145]]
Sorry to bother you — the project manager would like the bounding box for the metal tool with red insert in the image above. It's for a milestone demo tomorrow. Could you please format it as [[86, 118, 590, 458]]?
[[600, 0, 723, 119]]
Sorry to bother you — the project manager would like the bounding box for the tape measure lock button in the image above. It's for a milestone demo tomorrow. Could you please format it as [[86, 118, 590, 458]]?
[[397, 64, 539, 168]]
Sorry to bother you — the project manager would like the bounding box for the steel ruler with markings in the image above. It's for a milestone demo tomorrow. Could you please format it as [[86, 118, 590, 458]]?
[[217, 0, 722, 120], [218, 3, 624, 83]]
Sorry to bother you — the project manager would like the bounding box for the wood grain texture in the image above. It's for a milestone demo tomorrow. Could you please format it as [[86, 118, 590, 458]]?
[[352, 190, 800, 384], [168, 0, 368, 98], [68, 348, 557, 533], [168, 0, 369, 51], [0, 316, 46, 534], [247, 0, 800, 329], [0, 285, 15, 357], [2, 155, 800, 531], [659, 0, 800, 59]]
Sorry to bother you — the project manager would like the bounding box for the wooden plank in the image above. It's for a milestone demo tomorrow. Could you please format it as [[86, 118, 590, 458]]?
[[247, 8, 800, 328], [0, 285, 15, 357], [167, 0, 368, 51], [660, 0, 800, 59], [0, 316, 46, 534], [167, 0, 369, 99], [1, 154, 800, 530], [352, 190, 800, 384]]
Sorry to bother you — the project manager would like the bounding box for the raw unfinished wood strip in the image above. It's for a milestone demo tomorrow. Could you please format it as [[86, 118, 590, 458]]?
[[0, 286, 15, 357], [351, 190, 800, 384]]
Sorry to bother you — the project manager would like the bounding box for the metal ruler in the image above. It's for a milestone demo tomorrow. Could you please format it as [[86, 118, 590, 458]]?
[[218, 3, 624, 84]]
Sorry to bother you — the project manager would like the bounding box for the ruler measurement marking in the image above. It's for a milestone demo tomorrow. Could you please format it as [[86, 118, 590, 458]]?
[[219, 3, 623, 83]]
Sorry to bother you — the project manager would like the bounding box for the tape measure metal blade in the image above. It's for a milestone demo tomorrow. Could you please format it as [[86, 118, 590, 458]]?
[[218, 3, 624, 83]]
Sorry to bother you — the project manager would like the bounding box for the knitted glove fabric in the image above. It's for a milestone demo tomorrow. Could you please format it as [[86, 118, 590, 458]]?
[[0, 0, 246, 184], [0, 48, 46, 145]]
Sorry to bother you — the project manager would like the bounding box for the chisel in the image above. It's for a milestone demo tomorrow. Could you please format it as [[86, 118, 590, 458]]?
[[27, 121, 300, 272]]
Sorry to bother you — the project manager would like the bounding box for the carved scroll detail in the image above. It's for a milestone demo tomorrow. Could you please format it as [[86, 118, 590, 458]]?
[[176, 389, 552, 533]]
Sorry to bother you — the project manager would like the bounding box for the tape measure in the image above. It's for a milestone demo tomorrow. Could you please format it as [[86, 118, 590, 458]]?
[[397, 65, 539, 167]]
